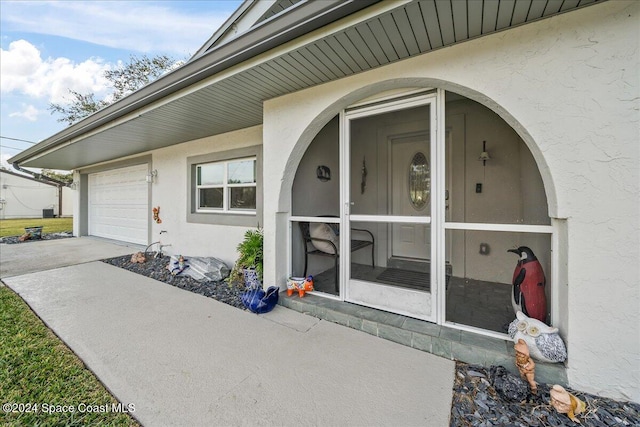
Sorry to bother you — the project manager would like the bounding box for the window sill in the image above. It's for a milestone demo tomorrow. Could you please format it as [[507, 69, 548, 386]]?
[[187, 210, 260, 227], [195, 210, 256, 216]]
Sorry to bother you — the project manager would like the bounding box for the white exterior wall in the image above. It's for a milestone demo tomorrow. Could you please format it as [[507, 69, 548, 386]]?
[[61, 186, 73, 217], [263, 1, 639, 401], [149, 125, 262, 266], [0, 171, 58, 219]]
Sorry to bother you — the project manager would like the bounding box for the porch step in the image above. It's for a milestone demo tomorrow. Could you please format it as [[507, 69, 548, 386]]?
[[278, 292, 567, 386]]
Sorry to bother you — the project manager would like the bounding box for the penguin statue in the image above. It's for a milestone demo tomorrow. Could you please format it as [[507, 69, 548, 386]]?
[[508, 246, 547, 323]]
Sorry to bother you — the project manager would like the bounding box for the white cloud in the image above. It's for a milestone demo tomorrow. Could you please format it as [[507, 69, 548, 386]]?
[[9, 104, 41, 121], [1, 39, 111, 104], [1, 1, 237, 56], [1, 152, 14, 169]]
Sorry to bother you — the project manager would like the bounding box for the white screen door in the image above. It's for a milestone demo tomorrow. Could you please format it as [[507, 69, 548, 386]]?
[[341, 93, 439, 322]]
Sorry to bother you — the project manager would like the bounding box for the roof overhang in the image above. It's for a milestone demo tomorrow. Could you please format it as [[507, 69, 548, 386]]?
[[10, 0, 604, 170]]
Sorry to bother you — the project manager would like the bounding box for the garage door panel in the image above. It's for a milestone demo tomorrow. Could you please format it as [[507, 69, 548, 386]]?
[[90, 206, 148, 223], [89, 164, 149, 245], [90, 224, 148, 244]]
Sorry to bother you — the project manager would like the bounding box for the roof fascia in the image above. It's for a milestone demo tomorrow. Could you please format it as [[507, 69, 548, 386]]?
[[9, 0, 379, 167], [190, 0, 261, 60], [0, 169, 58, 187]]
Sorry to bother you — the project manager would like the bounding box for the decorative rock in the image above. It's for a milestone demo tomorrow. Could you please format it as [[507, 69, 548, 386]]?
[[102, 254, 247, 310], [130, 251, 146, 263], [1, 231, 73, 244], [451, 362, 640, 427], [489, 365, 529, 402], [468, 370, 487, 378]]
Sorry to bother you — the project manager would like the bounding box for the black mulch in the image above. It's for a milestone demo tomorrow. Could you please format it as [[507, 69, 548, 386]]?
[[101, 253, 247, 310], [452, 362, 640, 427]]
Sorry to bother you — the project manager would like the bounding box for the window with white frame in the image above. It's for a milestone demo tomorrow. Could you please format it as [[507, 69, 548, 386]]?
[[196, 157, 256, 213]]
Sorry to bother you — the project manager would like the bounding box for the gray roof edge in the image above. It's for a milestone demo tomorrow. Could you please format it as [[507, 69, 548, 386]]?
[[190, 0, 256, 60], [0, 168, 59, 187], [9, 0, 380, 166]]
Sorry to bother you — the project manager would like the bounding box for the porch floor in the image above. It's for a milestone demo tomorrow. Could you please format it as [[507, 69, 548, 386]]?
[[312, 264, 515, 333], [278, 291, 567, 386]]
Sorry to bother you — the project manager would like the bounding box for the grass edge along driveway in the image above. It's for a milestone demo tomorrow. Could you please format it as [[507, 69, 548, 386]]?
[[0, 285, 138, 427], [0, 217, 73, 238]]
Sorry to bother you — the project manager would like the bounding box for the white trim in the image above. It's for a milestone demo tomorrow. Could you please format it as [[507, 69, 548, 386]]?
[[307, 290, 342, 301], [444, 321, 510, 341], [550, 226, 559, 327], [347, 279, 432, 321], [195, 156, 257, 214], [290, 216, 339, 223], [345, 93, 439, 119], [444, 222, 554, 233], [349, 215, 431, 224], [340, 109, 349, 299], [434, 88, 446, 326], [347, 88, 436, 110]]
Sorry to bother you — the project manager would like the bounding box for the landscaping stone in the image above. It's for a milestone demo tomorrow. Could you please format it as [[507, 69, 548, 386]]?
[[1, 231, 73, 244], [101, 253, 246, 310], [452, 362, 640, 427], [490, 365, 529, 402]]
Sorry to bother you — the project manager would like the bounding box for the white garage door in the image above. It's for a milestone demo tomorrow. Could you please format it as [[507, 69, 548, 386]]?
[[89, 164, 149, 245]]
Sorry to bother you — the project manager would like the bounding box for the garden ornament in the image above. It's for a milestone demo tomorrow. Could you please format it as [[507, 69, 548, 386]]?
[[286, 276, 314, 297], [169, 255, 189, 275], [508, 246, 547, 323], [550, 384, 586, 423], [514, 339, 537, 394], [508, 311, 567, 363], [152, 206, 162, 224], [241, 286, 279, 314]]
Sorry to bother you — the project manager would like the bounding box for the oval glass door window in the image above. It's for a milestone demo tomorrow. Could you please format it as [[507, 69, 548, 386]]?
[[409, 152, 429, 210]]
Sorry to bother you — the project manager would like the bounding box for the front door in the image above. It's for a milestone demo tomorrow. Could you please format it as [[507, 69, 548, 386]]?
[[341, 93, 439, 322], [391, 135, 430, 261]]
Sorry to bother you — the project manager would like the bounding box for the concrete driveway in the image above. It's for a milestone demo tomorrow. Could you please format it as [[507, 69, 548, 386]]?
[[0, 237, 139, 278], [2, 239, 454, 426]]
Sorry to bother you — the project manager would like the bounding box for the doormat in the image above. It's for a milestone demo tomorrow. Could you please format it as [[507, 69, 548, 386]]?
[[376, 268, 430, 291]]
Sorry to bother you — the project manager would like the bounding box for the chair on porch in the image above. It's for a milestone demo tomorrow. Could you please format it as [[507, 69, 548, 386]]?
[[298, 221, 375, 293]]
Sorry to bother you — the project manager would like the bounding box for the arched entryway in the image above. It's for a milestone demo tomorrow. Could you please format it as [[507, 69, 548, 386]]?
[[284, 85, 558, 337]]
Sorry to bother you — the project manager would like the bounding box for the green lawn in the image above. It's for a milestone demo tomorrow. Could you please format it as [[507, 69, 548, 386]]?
[[0, 286, 138, 426], [0, 217, 73, 238]]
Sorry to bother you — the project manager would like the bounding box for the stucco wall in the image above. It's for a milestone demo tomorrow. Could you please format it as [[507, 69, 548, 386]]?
[[61, 186, 73, 217], [263, 1, 639, 401], [149, 125, 263, 266], [73, 126, 263, 267], [0, 171, 58, 219]]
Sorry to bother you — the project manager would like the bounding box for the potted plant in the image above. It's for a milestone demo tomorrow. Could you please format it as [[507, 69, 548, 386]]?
[[228, 228, 263, 289]]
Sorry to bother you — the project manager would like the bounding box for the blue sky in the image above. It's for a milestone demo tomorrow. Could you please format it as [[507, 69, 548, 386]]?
[[0, 0, 242, 169]]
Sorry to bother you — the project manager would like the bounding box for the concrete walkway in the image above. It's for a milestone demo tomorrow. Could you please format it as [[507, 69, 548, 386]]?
[[0, 237, 139, 278], [2, 240, 454, 426]]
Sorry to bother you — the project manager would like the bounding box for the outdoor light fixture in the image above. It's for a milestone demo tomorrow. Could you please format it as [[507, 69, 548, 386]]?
[[478, 140, 491, 166], [146, 169, 158, 183], [69, 181, 78, 190]]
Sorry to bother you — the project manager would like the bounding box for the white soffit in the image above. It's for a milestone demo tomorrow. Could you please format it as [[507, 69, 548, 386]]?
[[20, 0, 602, 170]]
